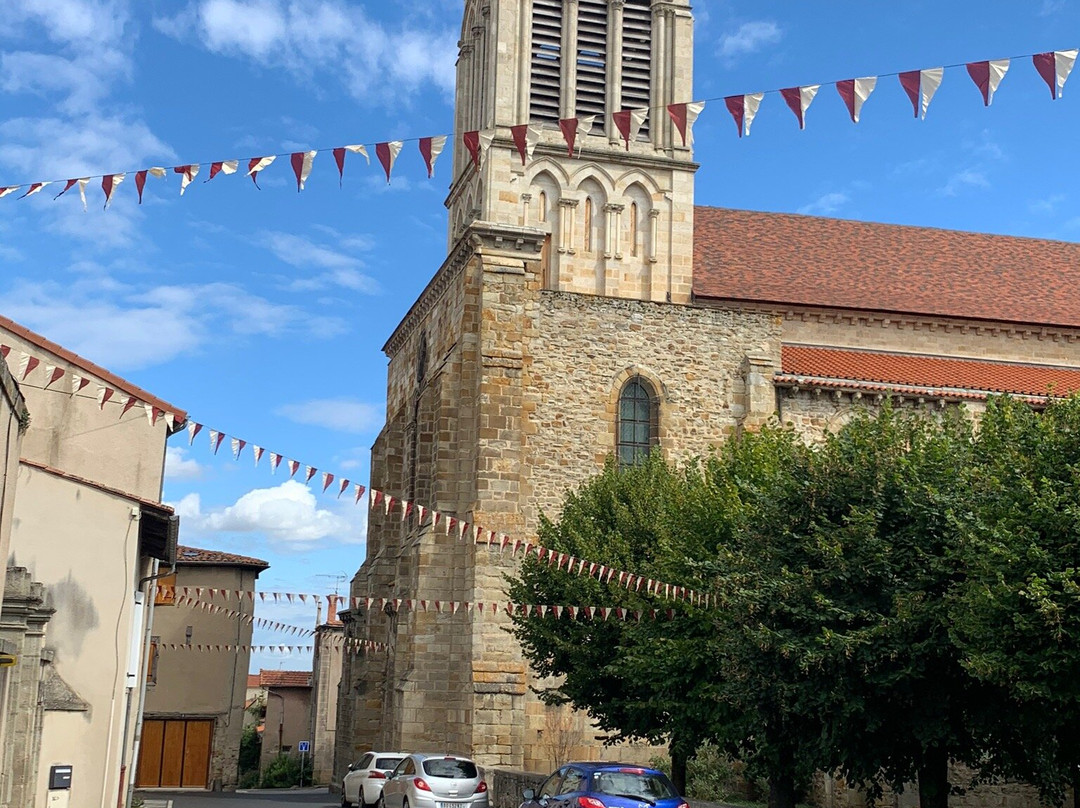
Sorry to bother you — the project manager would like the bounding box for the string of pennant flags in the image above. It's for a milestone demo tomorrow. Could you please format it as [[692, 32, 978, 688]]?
[[0, 49, 1076, 206], [157, 637, 386, 655], [8, 339, 703, 605], [174, 594, 316, 638], [165, 586, 703, 619]]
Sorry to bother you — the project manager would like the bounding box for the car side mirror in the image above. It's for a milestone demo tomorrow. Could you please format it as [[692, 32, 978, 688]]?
[[348, 764, 355, 771], [523, 790, 536, 801]]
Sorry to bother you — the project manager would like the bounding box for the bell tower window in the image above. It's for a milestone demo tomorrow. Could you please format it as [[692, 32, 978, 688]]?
[[575, 0, 608, 119], [622, 0, 652, 134], [530, 0, 562, 122]]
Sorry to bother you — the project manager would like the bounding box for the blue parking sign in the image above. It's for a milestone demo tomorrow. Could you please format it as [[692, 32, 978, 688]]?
[[298, 741, 310, 753]]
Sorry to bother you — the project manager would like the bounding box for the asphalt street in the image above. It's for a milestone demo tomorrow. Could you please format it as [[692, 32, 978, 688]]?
[[138, 787, 338, 807]]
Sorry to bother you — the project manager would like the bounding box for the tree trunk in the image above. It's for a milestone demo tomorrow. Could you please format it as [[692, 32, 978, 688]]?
[[1071, 763, 1080, 808], [670, 743, 689, 796], [917, 746, 950, 808], [768, 747, 797, 808]]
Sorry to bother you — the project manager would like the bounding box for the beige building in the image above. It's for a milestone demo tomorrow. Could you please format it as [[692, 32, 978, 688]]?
[[338, 0, 1080, 796], [258, 669, 313, 773], [0, 314, 183, 808], [310, 604, 344, 785], [136, 546, 268, 791]]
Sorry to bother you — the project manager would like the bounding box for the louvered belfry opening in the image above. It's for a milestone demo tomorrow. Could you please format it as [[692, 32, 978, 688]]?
[[575, 0, 608, 119], [530, 0, 562, 122], [622, 0, 652, 136]]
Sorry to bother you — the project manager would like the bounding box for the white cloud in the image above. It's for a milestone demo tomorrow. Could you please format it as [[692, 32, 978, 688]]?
[[156, 0, 458, 103], [0, 278, 343, 371], [0, 0, 129, 47], [174, 480, 368, 551], [165, 447, 205, 481], [798, 192, 849, 217], [259, 230, 379, 293], [275, 398, 383, 434], [719, 21, 782, 59], [940, 169, 990, 197]]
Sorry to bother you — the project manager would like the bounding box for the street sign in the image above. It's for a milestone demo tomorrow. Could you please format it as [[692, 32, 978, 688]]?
[[298, 741, 310, 753]]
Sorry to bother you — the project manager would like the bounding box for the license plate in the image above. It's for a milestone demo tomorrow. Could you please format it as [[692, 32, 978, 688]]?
[[437, 802, 461, 808]]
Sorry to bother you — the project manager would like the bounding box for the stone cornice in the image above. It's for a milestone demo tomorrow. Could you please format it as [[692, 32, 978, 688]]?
[[382, 224, 547, 357], [694, 298, 1080, 343]]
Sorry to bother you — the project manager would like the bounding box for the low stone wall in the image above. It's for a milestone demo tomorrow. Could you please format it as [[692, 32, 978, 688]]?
[[489, 769, 546, 808]]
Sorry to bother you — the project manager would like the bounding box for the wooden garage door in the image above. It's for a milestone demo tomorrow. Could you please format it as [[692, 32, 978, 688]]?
[[136, 719, 213, 788]]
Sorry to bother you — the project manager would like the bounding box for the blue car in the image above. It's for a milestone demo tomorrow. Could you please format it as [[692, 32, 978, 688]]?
[[520, 763, 687, 808]]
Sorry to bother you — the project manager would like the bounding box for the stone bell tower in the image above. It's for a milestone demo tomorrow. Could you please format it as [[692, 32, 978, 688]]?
[[336, 0, 701, 781], [447, 0, 697, 303]]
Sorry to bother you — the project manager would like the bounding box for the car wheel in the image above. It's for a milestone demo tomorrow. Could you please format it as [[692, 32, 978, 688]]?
[[378, 794, 388, 808], [342, 792, 351, 808], [403, 798, 411, 808]]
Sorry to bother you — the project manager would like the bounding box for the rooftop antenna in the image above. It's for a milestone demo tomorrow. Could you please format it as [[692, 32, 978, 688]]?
[[315, 572, 349, 626]]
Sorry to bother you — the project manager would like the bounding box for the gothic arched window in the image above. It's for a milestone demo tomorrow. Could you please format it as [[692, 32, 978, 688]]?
[[617, 377, 657, 465]]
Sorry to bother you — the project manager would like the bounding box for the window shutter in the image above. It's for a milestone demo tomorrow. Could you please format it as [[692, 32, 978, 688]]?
[[622, 0, 652, 136], [530, 0, 563, 122], [576, 0, 608, 119]]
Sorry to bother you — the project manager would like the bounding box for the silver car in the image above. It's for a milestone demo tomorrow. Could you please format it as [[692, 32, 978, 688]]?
[[379, 754, 489, 808], [342, 751, 409, 808]]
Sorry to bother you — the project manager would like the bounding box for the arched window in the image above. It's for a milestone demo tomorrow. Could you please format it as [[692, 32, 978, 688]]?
[[617, 377, 657, 465], [538, 191, 548, 222], [628, 202, 638, 256]]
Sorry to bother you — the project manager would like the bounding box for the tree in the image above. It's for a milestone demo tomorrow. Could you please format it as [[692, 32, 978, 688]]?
[[506, 454, 723, 793], [950, 396, 1080, 804]]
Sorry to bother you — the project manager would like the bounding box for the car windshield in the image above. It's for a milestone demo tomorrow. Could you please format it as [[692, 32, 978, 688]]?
[[590, 771, 678, 802], [376, 757, 404, 771], [423, 759, 478, 779]]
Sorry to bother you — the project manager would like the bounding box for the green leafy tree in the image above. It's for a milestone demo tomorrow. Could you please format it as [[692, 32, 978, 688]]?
[[507, 454, 722, 793], [950, 396, 1080, 804]]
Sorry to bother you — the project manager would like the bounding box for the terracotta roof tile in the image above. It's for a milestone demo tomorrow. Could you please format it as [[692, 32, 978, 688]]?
[[780, 345, 1080, 399], [259, 669, 312, 688], [694, 208, 1080, 328], [176, 545, 269, 570], [247, 674, 261, 688]]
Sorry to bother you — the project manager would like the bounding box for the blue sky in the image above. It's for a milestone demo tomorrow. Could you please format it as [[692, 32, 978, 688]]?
[[0, 0, 1078, 673]]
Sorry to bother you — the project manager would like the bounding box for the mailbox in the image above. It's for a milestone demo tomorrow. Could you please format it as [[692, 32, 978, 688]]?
[[49, 765, 72, 790]]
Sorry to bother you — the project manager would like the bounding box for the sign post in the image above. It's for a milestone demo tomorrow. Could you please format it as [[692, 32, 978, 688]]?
[[298, 741, 310, 787]]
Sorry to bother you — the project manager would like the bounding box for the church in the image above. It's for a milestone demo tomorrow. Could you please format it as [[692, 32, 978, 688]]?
[[335, 0, 1080, 778]]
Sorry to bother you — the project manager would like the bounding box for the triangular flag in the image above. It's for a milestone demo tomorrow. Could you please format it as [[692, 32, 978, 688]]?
[[338, 478, 350, 498], [836, 77, 877, 123], [18, 181, 51, 199], [375, 141, 403, 183], [321, 472, 334, 492], [899, 67, 944, 119], [144, 403, 160, 426], [0, 186, 21, 199], [463, 131, 481, 170], [70, 374, 90, 395], [205, 160, 239, 182], [780, 85, 820, 129], [419, 136, 447, 178], [231, 437, 246, 459], [54, 179, 79, 200], [558, 116, 595, 156], [612, 107, 649, 150], [332, 144, 370, 186], [18, 353, 39, 380], [253, 445, 264, 466], [290, 150, 317, 191], [510, 124, 542, 165], [77, 178, 90, 211], [210, 430, 225, 454], [121, 396, 138, 417], [966, 59, 1009, 106], [247, 156, 276, 188], [187, 421, 202, 445], [1033, 50, 1078, 99], [173, 164, 200, 195], [287, 460, 300, 477], [269, 452, 282, 473], [304, 465, 317, 483], [667, 101, 705, 146], [43, 365, 65, 388], [354, 484, 366, 503]]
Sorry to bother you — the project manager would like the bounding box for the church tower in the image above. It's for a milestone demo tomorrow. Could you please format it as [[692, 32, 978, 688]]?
[[337, 0, 708, 779], [447, 0, 696, 303]]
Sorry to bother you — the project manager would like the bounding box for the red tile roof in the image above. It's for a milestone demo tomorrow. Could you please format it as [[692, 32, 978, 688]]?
[[259, 669, 312, 688], [693, 208, 1080, 329], [247, 674, 261, 689], [0, 314, 186, 421], [779, 345, 1080, 400], [176, 545, 269, 570]]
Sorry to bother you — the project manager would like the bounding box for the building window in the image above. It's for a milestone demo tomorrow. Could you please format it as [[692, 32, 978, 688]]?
[[629, 202, 638, 256], [622, 0, 652, 133], [584, 198, 594, 251], [146, 636, 159, 685], [154, 573, 176, 605], [530, 0, 562, 121], [576, 0, 608, 119], [617, 377, 657, 465]]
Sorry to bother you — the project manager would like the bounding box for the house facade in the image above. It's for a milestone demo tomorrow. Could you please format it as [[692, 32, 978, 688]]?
[[136, 546, 268, 791], [258, 669, 313, 774], [337, 0, 1080, 796], [0, 315, 183, 808]]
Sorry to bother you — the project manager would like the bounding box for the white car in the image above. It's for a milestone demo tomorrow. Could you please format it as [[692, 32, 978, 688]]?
[[380, 754, 489, 808], [343, 752, 409, 808]]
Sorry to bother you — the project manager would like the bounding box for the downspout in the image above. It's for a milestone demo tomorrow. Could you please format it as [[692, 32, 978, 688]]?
[[124, 559, 176, 807]]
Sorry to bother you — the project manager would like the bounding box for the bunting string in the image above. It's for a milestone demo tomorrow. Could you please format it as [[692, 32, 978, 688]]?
[[173, 594, 316, 637], [0, 48, 1075, 201]]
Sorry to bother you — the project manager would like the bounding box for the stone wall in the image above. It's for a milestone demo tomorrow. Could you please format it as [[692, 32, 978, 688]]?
[[489, 769, 545, 808]]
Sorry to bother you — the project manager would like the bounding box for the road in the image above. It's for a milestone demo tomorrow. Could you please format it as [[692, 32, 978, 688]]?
[[137, 787, 338, 807]]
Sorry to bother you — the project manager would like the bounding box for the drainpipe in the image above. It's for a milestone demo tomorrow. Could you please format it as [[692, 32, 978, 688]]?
[[269, 690, 285, 756], [124, 560, 175, 808]]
